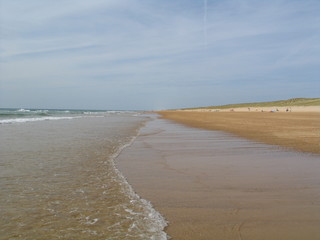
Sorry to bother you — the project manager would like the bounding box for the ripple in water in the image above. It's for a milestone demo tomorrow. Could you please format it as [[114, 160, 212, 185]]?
[[0, 113, 168, 240]]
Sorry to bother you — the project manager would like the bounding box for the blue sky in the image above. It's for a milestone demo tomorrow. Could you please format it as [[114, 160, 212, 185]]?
[[0, 0, 319, 110]]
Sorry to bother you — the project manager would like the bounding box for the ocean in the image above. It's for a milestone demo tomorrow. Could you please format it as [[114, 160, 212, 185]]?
[[0, 109, 168, 240]]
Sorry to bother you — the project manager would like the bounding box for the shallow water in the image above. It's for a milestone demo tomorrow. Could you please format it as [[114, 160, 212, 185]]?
[[0, 113, 167, 240]]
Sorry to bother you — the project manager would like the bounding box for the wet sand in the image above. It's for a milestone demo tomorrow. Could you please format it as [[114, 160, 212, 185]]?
[[158, 111, 320, 154], [116, 117, 320, 240]]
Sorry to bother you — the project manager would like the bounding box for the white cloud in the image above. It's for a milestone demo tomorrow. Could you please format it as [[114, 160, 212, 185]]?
[[1, 0, 319, 109]]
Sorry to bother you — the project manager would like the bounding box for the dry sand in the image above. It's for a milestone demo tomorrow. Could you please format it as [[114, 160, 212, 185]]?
[[117, 117, 320, 240], [184, 106, 320, 113], [158, 111, 320, 154]]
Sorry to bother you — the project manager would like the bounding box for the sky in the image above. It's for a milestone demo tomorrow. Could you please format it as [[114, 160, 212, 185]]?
[[0, 0, 319, 110]]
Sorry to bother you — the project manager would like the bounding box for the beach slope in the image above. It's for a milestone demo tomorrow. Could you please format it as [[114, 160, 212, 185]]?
[[157, 111, 320, 154]]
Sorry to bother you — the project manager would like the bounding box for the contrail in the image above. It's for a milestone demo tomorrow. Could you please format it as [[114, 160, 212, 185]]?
[[204, 0, 208, 47]]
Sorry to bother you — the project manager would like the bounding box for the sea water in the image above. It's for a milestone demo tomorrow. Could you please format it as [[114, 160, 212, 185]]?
[[0, 109, 167, 240]]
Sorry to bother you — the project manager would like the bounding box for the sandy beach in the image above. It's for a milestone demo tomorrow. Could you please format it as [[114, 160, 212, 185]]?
[[158, 110, 320, 154], [182, 106, 320, 113], [117, 116, 320, 239]]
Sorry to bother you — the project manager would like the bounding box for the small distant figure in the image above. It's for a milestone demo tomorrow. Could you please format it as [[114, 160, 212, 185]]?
[[248, 108, 251, 111], [276, 108, 279, 112], [286, 108, 289, 112]]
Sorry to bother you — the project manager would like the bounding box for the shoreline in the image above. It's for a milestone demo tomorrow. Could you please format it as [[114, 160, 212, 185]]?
[[116, 117, 320, 239], [157, 110, 320, 155]]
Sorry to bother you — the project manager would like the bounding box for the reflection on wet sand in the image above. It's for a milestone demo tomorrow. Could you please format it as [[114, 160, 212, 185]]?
[[117, 118, 320, 240]]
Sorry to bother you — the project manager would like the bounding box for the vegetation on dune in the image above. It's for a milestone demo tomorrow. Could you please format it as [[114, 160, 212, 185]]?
[[184, 98, 320, 110]]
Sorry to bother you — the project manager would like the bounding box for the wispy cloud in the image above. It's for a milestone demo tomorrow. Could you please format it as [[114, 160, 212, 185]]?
[[1, 0, 319, 109]]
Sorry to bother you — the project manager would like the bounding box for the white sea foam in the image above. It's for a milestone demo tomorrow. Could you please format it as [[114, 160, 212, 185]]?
[[0, 116, 77, 124], [83, 111, 101, 115], [83, 111, 124, 115], [17, 108, 31, 112], [34, 109, 49, 113], [85, 216, 99, 225], [110, 129, 169, 240]]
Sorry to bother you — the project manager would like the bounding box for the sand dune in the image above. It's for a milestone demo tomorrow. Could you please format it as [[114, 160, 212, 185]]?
[[182, 106, 320, 113]]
